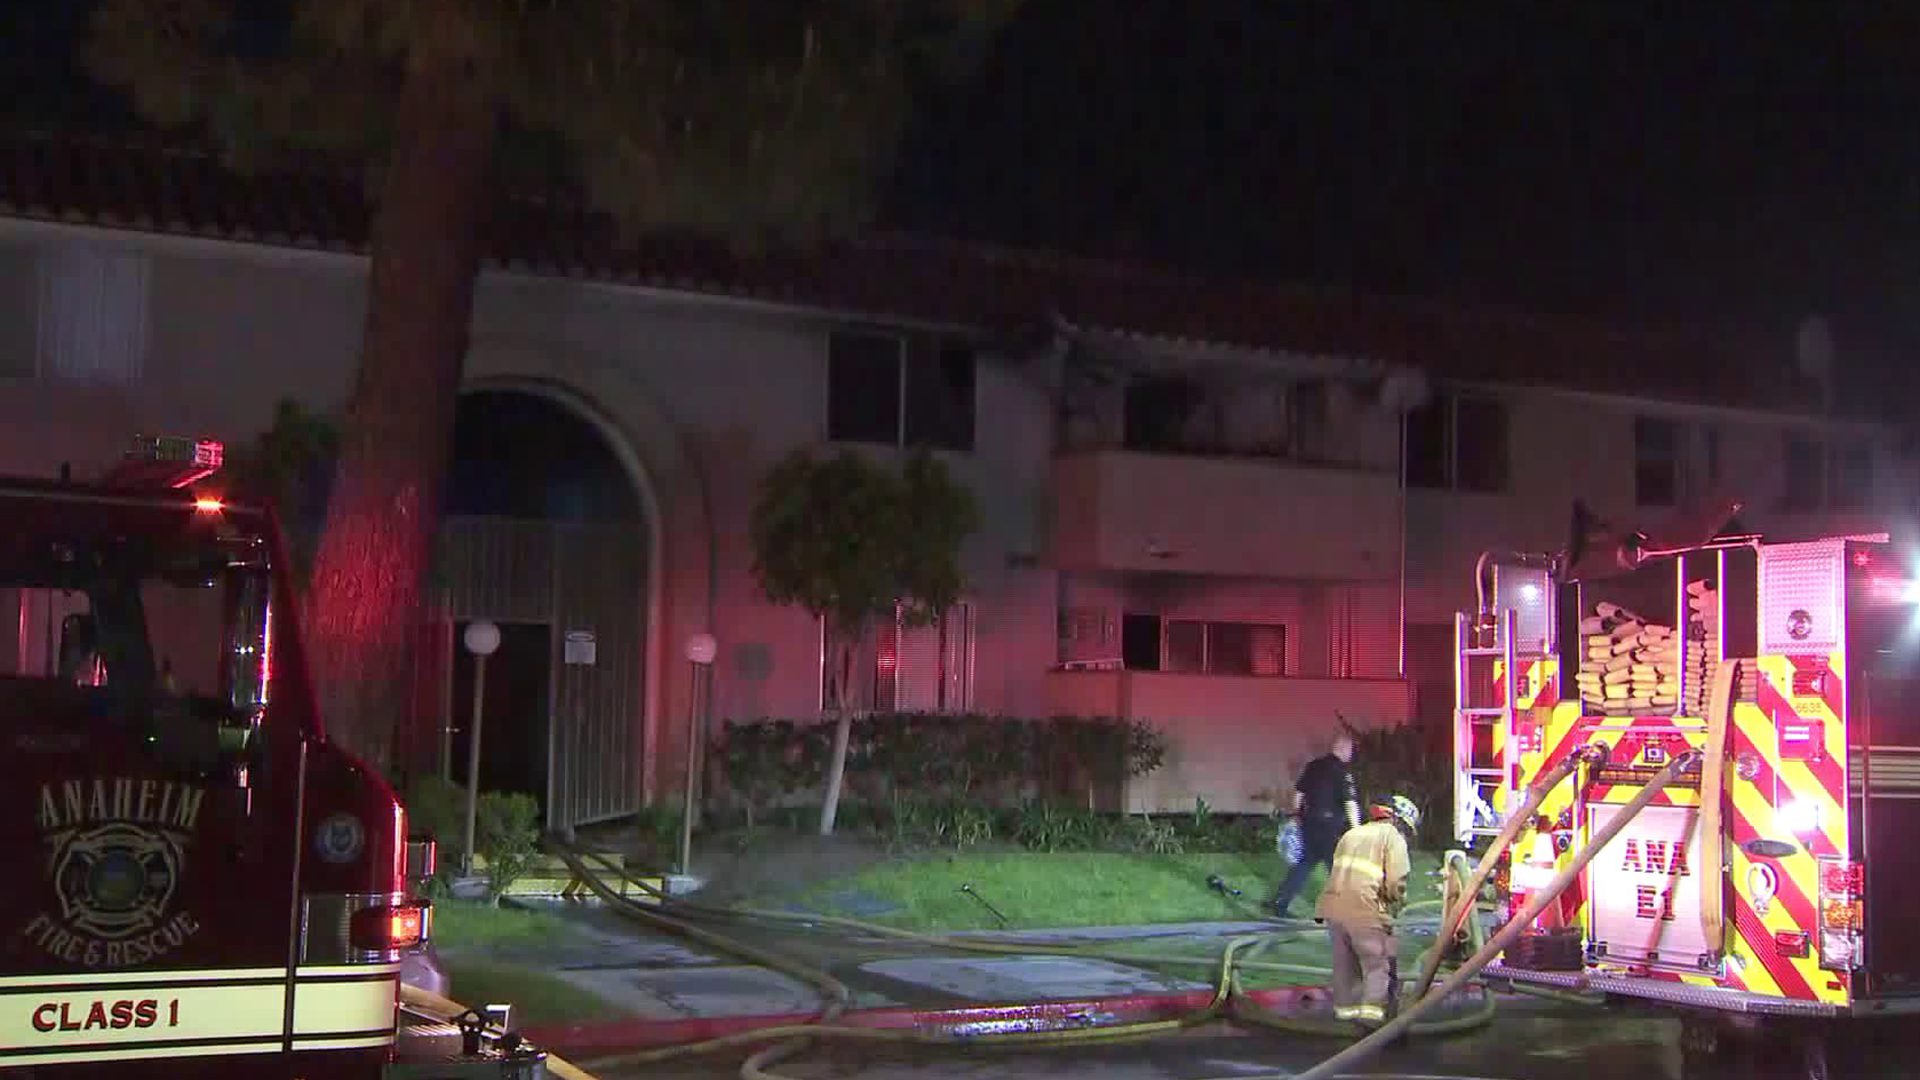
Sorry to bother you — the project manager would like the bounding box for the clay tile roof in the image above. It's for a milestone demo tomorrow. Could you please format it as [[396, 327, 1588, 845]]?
[[0, 131, 1831, 417]]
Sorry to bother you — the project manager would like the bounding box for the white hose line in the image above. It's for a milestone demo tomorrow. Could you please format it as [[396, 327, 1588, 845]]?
[[1291, 749, 1699, 1080]]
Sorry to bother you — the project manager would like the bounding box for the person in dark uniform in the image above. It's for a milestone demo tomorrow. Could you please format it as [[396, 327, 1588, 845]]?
[[1272, 732, 1362, 918]]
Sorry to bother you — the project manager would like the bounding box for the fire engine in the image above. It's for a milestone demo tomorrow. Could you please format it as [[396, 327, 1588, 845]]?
[[1452, 503, 1920, 1071], [0, 436, 546, 1077]]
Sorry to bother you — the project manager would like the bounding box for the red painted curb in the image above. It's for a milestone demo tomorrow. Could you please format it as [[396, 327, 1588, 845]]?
[[523, 985, 1334, 1056]]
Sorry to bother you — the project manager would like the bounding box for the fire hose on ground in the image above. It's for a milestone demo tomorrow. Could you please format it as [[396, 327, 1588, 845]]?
[[519, 747, 1693, 1080]]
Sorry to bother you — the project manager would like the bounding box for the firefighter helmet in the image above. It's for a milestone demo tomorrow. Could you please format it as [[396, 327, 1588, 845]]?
[[1377, 795, 1421, 834]]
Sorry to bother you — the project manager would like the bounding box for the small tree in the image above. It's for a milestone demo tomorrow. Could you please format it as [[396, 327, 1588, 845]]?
[[749, 447, 980, 834]]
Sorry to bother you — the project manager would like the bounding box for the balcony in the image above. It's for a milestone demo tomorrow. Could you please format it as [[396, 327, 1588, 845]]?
[[1052, 449, 1401, 579], [1047, 669, 1412, 814]]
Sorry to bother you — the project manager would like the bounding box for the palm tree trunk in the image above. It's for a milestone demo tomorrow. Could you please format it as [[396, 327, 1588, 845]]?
[[302, 42, 498, 770]]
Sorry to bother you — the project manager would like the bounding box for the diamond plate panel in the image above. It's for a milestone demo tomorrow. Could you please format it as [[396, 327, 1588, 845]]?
[[1759, 540, 1845, 655], [1493, 562, 1554, 656], [1480, 963, 1840, 1017]]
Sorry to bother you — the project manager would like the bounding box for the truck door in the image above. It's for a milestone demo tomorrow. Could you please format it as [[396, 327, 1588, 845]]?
[[0, 497, 300, 1072]]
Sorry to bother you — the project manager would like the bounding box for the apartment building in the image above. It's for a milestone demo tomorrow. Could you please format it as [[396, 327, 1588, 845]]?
[[0, 134, 1906, 824]]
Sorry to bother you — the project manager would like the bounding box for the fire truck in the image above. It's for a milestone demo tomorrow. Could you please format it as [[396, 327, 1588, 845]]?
[[0, 436, 546, 1078], [1453, 505, 1920, 1072]]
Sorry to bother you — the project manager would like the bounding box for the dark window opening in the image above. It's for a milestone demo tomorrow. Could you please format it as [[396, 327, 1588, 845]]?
[[1123, 377, 1203, 452], [1831, 444, 1874, 510], [904, 340, 977, 452], [826, 330, 903, 445], [1405, 395, 1449, 489], [1121, 613, 1161, 671], [827, 329, 977, 452], [1635, 416, 1681, 507], [1454, 395, 1509, 492], [1289, 380, 1330, 461], [1782, 433, 1824, 512]]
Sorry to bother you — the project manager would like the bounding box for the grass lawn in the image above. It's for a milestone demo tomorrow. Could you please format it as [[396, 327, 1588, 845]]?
[[791, 849, 1450, 933], [431, 898, 588, 952], [429, 899, 629, 1028]]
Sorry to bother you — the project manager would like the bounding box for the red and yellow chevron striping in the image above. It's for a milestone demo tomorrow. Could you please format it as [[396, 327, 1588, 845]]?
[[1486, 651, 1852, 1008]]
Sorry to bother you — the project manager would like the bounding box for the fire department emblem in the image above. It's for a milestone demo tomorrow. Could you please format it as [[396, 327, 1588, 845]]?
[[50, 823, 185, 940]]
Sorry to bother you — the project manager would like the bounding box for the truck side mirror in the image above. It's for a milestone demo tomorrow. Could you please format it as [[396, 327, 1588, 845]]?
[[148, 700, 252, 788]]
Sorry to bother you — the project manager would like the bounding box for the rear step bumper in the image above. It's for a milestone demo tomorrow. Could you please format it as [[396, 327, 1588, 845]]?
[[386, 1017, 548, 1079], [1479, 961, 1842, 1017]]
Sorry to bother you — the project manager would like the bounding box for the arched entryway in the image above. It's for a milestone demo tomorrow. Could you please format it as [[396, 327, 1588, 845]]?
[[422, 386, 654, 832]]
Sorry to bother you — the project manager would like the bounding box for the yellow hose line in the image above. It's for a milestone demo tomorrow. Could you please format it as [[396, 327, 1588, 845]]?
[[541, 807, 1633, 1080], [550, 837, 1511, 1080], [399, 982, 602, 1080], [1291, 749, 1699, 1080]]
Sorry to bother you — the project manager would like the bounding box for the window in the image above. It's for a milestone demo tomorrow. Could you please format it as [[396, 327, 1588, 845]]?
[[2, 522, 272, 722], [1142, 618, 1286, 676], [1405, 394, 1449, 488], [826, 329, 976, 451], [1831, 443, 1874, 510], [1123, 377, 1203, 452], [873, 602, 974, 713], [1634, 417, 1681, 507], [37, 245, 150, 387], [1405, 391, 1508, 492], [1782, 433, 1824, 512]]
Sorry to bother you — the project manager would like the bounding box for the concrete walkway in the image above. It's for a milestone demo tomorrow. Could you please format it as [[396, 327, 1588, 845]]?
[[486, 899, 1499, 1056]]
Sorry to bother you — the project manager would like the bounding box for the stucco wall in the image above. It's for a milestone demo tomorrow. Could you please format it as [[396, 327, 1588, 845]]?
[[0, 223, 1061, 803]]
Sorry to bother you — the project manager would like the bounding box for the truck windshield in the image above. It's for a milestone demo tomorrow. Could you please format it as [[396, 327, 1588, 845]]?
[[0, 501, 273, 719]]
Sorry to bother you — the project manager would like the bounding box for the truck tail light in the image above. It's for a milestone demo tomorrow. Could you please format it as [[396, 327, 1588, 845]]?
[[1773, 931, 1811, 958], [349, 903, 430, 952], [1816, 856, 1864, 971]]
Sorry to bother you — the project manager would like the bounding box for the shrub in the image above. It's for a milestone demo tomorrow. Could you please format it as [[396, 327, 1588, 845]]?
[[709, 713, 1170, 823], [475, 792, 542, 906], [1343, 720, 1454, 850]]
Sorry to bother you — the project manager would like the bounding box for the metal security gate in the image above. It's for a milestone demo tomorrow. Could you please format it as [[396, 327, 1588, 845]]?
[[430, 517, 647, 830]]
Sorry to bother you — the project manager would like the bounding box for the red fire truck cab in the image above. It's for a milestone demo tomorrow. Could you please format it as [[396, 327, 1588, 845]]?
[[0, 436, 544, 1078]]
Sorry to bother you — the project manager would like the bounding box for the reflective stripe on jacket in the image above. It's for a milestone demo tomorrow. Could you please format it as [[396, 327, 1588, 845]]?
[[1313, 820, 1411, 930]]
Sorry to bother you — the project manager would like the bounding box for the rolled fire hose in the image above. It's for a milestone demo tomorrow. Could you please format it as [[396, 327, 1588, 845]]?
[[399, 982, 601, 1080], [1290, 748, 1701, 1080], [1411, 749, 1589, 1002], [1699, 660, 1737, 955]]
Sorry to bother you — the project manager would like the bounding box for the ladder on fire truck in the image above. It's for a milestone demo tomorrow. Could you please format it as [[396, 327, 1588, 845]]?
[[1454, 608, 1517, 844]]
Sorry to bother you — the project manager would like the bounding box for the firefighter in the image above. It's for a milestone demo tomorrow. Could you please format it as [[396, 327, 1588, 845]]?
[[1316, 793, 1419, 1031]]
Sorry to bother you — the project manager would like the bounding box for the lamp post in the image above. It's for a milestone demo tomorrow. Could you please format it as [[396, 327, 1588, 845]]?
[[461, 620, 501, 876], [681, 632, 717, 877]]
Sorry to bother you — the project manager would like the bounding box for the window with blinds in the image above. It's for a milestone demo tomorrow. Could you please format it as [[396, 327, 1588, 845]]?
[[37, 244, 150, 387], [872, 602, 974, 713]]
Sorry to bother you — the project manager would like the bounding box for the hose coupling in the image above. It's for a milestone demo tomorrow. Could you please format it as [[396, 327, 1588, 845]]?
[[1575, 743, 1610, 766]]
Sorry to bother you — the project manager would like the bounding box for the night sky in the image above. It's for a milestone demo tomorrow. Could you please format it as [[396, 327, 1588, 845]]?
[[8, 1, 1920, 417]]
